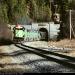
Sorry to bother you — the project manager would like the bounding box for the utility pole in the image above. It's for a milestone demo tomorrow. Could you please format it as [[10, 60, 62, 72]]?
[[70, 10, 72, 40]]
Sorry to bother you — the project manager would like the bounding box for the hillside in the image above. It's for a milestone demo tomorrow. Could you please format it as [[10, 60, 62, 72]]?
[[0, 0, 52, 24]]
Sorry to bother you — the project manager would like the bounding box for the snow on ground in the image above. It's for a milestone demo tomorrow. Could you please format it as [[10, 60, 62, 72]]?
[[24, 41, 48, 48], [0, 40, 75, 73], [0, 45, 23, 53]]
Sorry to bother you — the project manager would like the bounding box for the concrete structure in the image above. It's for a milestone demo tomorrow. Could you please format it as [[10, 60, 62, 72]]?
[[9, 22, 60, 41], [23, 22, 60, 41]]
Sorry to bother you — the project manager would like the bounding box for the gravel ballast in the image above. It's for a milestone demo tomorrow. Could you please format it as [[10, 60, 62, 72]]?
[[0, 41, 75, 73]]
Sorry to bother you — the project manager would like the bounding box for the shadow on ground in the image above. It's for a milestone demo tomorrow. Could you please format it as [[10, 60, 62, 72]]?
[[0, 39, 13, 46], [0, 59, 75, 73]]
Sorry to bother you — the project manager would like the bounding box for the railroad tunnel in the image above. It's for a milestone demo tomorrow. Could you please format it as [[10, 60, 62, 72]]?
[[39, 28, 48, 41]]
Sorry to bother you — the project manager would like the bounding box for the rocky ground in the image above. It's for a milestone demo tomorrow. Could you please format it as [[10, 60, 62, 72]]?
[[0, 40, 75, 73], [24, 40, 75, 57], [48, 39, 75, 48], [48, 39, 75, 57]]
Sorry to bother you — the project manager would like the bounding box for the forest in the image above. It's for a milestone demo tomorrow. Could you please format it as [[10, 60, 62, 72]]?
[[0, 0, 74, 24]]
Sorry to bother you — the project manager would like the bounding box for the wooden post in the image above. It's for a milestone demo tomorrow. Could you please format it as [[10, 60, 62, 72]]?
[[70, 10, 72, 40]]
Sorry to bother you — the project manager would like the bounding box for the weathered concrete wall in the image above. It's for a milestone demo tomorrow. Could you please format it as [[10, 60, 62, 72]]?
[[10, 22, 60, 41], [49, 22, 60, 40], [32, 22, 60, 40]]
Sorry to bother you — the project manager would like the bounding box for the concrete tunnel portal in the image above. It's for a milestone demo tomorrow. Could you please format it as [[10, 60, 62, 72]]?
[[39, 28, 48, 41]]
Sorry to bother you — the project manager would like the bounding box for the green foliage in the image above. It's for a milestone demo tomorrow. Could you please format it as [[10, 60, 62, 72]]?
[[0, 0, 52, 24], [0, 0, 75, 24], [68, 0, 75, 9], [0, 1, 8, 23]]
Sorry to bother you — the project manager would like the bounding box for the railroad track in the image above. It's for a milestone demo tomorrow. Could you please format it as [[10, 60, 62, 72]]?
[[15, 43, 75, 70], [0, 43, 75, 70]]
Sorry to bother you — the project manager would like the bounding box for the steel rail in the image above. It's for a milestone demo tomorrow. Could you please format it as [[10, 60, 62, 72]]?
[[21, 44, 75, 62], [15, 44, 75, 69], [0, 43, 75, 70]]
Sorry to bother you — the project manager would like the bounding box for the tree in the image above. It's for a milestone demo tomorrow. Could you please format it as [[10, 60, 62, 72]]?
[[0, 0, 52, 23], [0, 0, 8, 23]]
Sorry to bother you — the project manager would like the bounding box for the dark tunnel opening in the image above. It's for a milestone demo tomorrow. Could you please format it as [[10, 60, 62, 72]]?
[[39, 28, 48, 41]]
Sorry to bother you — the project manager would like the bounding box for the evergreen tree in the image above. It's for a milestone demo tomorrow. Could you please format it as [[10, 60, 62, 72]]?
[[0, 0, 74, 24]]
